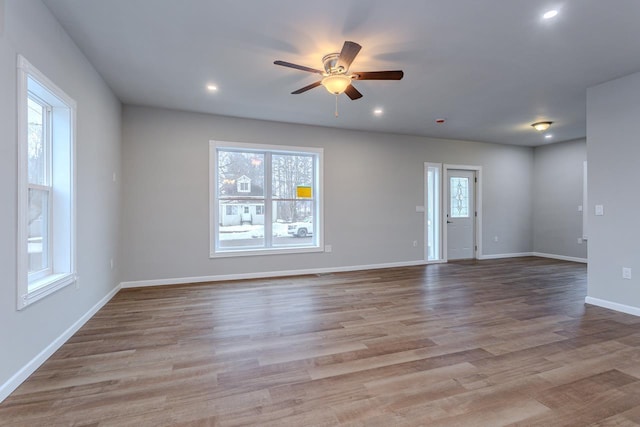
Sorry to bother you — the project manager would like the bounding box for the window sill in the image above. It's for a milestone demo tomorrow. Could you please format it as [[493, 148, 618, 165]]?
[[20, 272, 76, 309], [210, 246, 323, 258]]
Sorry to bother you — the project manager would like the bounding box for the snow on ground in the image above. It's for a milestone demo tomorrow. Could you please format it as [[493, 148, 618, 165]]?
[[219, 223, 289, 240]]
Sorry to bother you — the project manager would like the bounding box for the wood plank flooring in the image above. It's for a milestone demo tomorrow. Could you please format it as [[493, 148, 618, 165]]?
[[2, 257, 640, 426]]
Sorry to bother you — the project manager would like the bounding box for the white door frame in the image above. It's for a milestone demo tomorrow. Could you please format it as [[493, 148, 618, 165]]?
[[443, 164, 482, 262]]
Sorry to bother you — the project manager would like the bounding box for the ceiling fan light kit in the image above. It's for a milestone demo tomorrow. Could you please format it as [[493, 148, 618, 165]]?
[[274, 41, 404, 105], [321, 74, 352, 95]]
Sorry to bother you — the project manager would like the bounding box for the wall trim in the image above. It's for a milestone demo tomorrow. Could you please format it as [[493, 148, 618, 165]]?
[[120, 260, 427, 289], [478, 252, 534, 260], [0, 284, 121, 403], [532, 252, 587, 264], [585, 296, 640, 317]]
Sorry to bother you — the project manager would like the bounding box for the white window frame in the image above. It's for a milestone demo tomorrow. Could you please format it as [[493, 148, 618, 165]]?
[[17, 55, 77, 309], [209, 140, 323, 257]]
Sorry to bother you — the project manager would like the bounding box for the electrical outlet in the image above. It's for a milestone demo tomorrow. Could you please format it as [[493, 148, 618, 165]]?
[[325, 245, 332, 253], [577, 237, 583, 244], [623, 267, 632, 280], [413, 240, 418, 247], [110, 258, 114, 270], [493, 236, 499, 242]]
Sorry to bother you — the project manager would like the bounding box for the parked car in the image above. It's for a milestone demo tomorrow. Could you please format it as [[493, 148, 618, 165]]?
[[287, 217, 313, 237]]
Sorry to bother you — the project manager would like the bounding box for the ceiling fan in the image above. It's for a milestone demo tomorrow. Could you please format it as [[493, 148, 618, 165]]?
[[274, 41, 404, 101]]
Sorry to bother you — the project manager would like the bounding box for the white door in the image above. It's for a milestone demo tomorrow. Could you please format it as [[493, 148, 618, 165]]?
[[447, 169, 475, 260]]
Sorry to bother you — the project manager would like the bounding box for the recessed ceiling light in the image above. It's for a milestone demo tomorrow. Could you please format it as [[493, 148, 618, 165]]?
[[373, 108, 383, 116], [543, 10, 558, 19], [545, 134, 553, 139], [206, 84, 218, 92]]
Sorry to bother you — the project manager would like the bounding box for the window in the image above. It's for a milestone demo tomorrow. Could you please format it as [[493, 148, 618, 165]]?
[[450, 177, 470, 218], [210, 141, 323, 256], [17, 55, 76, 309], [425, 163, 441, 261], [237, 175, 251, 193]]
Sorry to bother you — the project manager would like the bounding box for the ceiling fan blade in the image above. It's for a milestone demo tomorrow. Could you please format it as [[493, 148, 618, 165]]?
[[352, 70, 404, 80], [274, 60, 324, 75], [344, 84, 363, 100], [291, 81, 322, 94], [336, 41, 362, 71]]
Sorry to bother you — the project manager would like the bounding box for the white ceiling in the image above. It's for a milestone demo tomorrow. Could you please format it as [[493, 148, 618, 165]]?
[[42, 0, 640, 146]]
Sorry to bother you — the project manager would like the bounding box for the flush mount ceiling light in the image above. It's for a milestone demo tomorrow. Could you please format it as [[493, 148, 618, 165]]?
[[543, 10, 558, 19], [531, 121, 552, 131]]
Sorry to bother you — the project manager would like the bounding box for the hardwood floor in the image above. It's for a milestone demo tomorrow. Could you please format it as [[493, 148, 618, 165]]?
[[2, 257, 640, 426]]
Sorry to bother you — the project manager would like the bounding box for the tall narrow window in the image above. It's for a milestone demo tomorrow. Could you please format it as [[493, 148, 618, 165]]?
[[425, 163, 441, 261], [210, 141, 323, 256], [17, 55, 76, 309]]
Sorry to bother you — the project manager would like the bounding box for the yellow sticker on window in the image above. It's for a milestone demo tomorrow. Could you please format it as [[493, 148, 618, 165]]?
[[296, 186, 312, 198]]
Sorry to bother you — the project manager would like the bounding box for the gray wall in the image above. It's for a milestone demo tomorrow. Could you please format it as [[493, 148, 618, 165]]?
[[120, 105, 534, 282], [532, 139, 587, 260], [587, 71, 640, 310], [0, 0, 121, 390]]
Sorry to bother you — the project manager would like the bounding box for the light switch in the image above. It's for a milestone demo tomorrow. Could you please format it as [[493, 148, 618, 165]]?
[[415, 206, 425, 213], [595, 205, 604, 216]]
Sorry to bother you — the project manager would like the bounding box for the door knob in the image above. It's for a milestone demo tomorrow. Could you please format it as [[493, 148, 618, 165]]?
[[447, 220, 453, 224]]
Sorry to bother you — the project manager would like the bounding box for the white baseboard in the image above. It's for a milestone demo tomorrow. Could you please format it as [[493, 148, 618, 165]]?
[[0, 284, 121, 403], [478, 252, 534, 260], [585, 296, 640, 317], [120, 260, 427, 289], [532, 252, 587, 264], [478, 252, 587, 264]]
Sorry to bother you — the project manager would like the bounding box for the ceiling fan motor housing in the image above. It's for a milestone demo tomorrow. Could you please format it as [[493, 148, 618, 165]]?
[[322, 53, 344, 74]]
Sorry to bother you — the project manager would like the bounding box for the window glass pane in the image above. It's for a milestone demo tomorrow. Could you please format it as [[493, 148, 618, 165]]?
[[272, 154, 313, 199], [28, 188, 49, 273], [450, 177, 470, 218], [217, 150, 264, 198], [27, 97, 46, 186], [218, 201, 265, 250], [276, 200, 314, 246], [427, 166, 440, 261]]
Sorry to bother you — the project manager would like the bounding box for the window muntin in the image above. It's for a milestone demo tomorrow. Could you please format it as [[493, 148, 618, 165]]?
[[211, 141, 322, 256], [17, 55, 76, 309]]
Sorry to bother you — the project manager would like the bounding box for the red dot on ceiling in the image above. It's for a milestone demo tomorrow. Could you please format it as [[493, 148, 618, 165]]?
[[435, 119, 446, 124]]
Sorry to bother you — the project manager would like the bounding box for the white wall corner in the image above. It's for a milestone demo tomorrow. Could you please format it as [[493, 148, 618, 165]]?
[[0, 284, 122, 403], [585, 296, 640, 317]]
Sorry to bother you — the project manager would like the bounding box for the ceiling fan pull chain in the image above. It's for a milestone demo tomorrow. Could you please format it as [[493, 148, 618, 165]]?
[[335, 95, 339, 118]]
